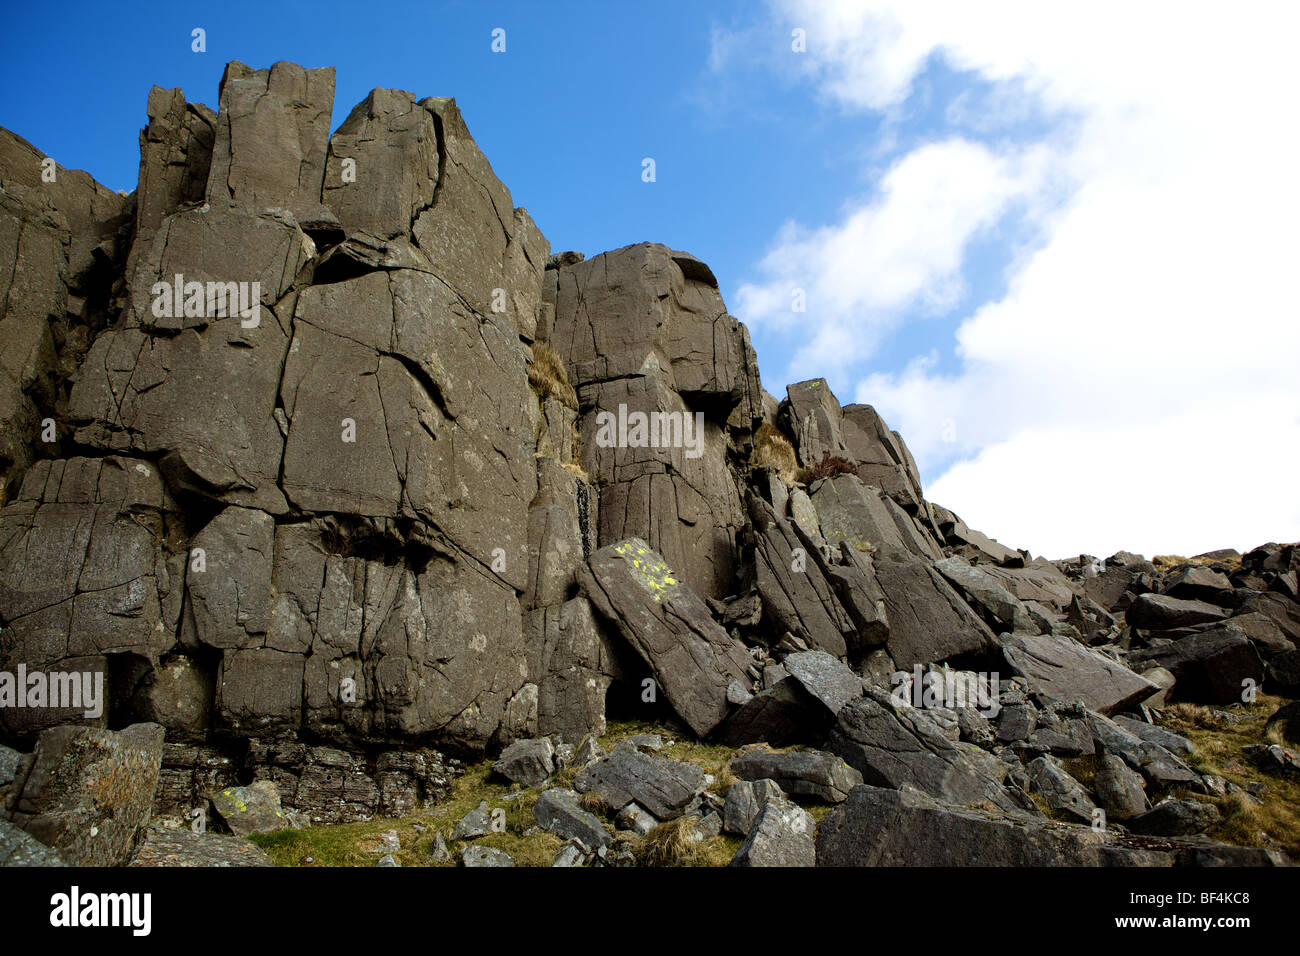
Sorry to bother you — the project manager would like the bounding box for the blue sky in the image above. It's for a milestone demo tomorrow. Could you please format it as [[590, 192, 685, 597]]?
[[4, 1, 1299, 558]]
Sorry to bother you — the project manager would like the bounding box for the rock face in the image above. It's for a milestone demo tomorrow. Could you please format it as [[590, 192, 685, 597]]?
[[816, 785, 1168, 867], [3, 723, 164, 866], [580, 539, 751, 736], [1, 59, 1298, 868]]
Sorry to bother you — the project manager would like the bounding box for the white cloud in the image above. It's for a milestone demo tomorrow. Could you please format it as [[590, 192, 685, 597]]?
[[723, 0, 1300, 557], [735, 137, 1050, 381]]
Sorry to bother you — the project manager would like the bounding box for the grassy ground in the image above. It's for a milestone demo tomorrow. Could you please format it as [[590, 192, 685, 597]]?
[[250, 719, 752, 867], [1159, 694, 1300, 858], [248, 700, 1300, 866]]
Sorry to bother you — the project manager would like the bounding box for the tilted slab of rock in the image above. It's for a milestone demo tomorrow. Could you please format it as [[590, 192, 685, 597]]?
[[816, 785, 1172, 867], [729, 748, 863, 803], [574, 748, 706, 821], [4, 722, 164, 866], [826, 689, 1031, 814], [745, 492, 854, 659], [870, 547, 998, 669], [935, 556, 1037, 633], [781, 650, 866, 717], [1129, 624, 1264, 704], [811, 473, 940, 561], [533, 788, 612, 849], [1002, 633, 1158, 715], [1127, 592, 1230, 630], [580, 539, 751, 736], [205, 60, 336, 230]]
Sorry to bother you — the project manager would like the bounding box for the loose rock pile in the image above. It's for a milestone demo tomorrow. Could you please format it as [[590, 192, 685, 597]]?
[[1, 61, 1297, 866]]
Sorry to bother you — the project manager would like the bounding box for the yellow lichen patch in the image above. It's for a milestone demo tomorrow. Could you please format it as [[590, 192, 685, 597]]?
[[615, 540, 682, 603]]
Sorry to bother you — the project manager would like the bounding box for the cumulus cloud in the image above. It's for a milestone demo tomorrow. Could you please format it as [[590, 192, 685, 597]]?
[[718, 0, 1300, 557]]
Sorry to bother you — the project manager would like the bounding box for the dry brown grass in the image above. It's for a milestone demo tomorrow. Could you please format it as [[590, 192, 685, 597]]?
[[1153, 553, 1242, 571], [753, 422, 799, 484], [797, 452, 858, 485], [527, 342, 578, 411], [1160, 694, 1300, 858], [634, 816, 735, 867]]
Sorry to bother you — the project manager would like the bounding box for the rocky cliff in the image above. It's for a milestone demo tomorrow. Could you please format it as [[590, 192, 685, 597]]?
[[2, 61, 1297, 867]]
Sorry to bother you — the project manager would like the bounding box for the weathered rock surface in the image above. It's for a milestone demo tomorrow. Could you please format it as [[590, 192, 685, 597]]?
[[128, 824, 273, 867], [573, 748, 705, 820], [533, 788, 612, 849], [729, 748, 862, 803], [4, 722, 164, 866], [728, 789, 815, 867], [816, 785, 1170, 866], [1002, 633, 1158, 715], [580, 539, 751, 736], [210, 780, 288, 836], [826, 690, 1031, 813]]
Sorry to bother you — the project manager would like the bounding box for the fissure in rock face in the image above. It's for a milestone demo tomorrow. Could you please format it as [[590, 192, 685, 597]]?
[[1, 60, 1297, 867]]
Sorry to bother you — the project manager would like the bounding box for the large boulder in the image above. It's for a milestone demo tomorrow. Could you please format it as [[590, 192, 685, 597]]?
[[745, 493, 855, 659], [1127, 593, 1230, 630], [4, 723, 165, 866], [1002, 633, 1158, 715], [1129, 624, 1265, 704], [728, 748, 862, 803], [825, 689, 1030, 813], [816, 785, 1170, 866], [870, 548, 999, 669], [580, 539, 751, 736]]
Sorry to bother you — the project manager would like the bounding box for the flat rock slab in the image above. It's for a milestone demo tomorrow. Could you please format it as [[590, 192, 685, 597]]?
[[580, 539, 752, 736], [782, 650, 865, 717], [128, 825, 274, 867], [1002, 633, 1158, 715], [574, 748, 705, 820], [1127, 593, 1229, 630], [533, 788, 612, 850], [729, 749, 862, 803], [815, 785, 1171, 867]]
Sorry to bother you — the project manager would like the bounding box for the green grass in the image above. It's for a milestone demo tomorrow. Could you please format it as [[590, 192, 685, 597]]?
[[1160, 694, 1300, 858], [250, 720, 771, 868]]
